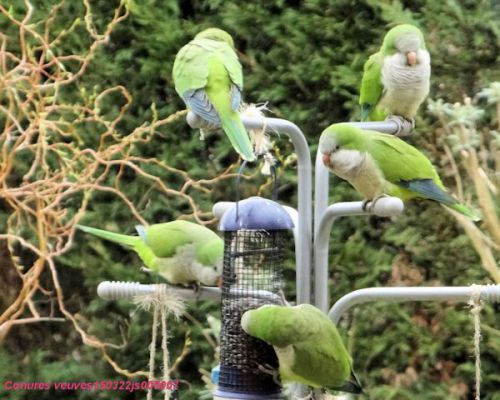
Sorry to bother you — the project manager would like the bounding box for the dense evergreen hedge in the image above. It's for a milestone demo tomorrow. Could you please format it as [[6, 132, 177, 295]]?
[[1, 1, 499, 399]]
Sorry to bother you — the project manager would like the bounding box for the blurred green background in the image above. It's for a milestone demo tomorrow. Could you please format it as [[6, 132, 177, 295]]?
[[0, 0, 499, 399]]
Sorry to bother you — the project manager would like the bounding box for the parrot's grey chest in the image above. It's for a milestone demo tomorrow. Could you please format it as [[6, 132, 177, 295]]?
[[380, 51, 431, 117], [329, 150, 385, 198]]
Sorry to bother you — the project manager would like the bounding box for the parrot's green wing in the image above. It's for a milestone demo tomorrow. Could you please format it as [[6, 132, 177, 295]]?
[[367, 132, 480, 220], [173, 37, 255, 161], [139, 220, 222, 263], [366, 133, 465, 202], [291, 345, 358, 393], [365, 132, 440, 183], [173, 38, 242, 124], [242, 304, 323, 347], [359, 52, 385, 121], [173, 38, 242, 95]]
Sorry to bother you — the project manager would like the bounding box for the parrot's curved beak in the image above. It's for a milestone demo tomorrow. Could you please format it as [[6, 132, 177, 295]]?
[[406, 51, 417, 66], [322, 153, 332, 168]]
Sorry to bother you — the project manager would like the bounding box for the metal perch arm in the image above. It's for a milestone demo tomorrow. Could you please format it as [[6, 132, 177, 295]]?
[[314, 197, 405, 313], [97, 281, 222, 302], [328, 285, 500, 324]]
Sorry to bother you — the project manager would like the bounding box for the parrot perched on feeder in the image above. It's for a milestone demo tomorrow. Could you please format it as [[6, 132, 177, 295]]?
[[359, 24, 431, 124], [319, 123, 480, 221], [77, 221, 224, 286], [173, 28, 256, 162], [241, 304, 363, 394]]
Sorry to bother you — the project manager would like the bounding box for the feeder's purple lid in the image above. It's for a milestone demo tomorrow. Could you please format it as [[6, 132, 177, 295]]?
[[219, 197, 294, 231]]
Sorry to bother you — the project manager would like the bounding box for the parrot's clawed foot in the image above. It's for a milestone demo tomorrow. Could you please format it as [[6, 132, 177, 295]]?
[[361, 198, 378, 212], [191, 282, 201, 294], [386, 115, 415, 137], [257, 363, 281, 386], [362, 195, 388, 213], [294, 390, 315, 400], [277, 289, 290, 306], [216, 276, 223, 289], [198, 125, 218, 139], [140, 266, 153, 274]]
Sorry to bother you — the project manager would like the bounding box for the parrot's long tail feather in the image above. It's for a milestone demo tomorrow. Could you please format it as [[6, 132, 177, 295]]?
[[400, 179, 481, 221], [76, 225, 139, 247], [271, 163, 278, 201], [446, 203, 481, 222], [360, 104, 370, 122], [235, 160, 248, 219], [333, 371, 364, 394], [221, 113, 256, 162]]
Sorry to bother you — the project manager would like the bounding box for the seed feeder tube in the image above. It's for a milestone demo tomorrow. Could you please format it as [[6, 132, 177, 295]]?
[[214, 196, 293, 399]]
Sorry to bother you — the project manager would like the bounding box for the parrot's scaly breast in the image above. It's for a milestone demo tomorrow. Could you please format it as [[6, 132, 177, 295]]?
[[380, 50, 430, 118], [329, 150, 386, 199], [328, 149, 367, 179]]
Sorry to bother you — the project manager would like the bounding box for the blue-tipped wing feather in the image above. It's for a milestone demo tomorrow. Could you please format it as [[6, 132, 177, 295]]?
[[183, 89, 219, 124], [399, 179, 457, 206], [399, 179, 480, 221]]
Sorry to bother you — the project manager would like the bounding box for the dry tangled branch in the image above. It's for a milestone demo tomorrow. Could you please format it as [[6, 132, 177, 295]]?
[[428, 89, 500, 283], [0, 0, 247, 377]]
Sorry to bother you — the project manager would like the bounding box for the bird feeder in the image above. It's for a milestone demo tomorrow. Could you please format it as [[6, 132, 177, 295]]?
[[214, 196, 293, 399]]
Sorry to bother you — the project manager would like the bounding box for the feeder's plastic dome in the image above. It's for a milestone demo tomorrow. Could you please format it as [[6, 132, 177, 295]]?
[[219, 197, 294, 231]]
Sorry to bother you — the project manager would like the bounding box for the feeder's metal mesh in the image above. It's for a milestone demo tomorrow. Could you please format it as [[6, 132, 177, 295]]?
[[219, 229, 285, 395]]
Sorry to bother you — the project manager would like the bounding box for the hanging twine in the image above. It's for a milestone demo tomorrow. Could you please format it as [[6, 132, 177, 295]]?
[[134, 284, 185, 400], [468, 284, 483, 400]]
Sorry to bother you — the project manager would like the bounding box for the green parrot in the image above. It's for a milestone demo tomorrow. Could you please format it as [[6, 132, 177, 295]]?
[[241, 304, 363, 394], [77, 220, 224, 286], [359, 24, 430, 122], [173, 28, 256, 161], [319, 123, 480, 220]]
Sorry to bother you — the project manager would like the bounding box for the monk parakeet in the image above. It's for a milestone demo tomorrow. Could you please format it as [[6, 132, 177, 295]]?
[[359, 24, 430, 122], [319, 123, 480, 221], [77, 221, 223, 286], [241, 304, 363, 394], [173, 28, 256, 161]]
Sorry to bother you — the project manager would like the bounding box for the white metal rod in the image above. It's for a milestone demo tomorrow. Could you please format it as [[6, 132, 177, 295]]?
[[313, 153, 330, 237], [313, 119, 412, 313], [189, 112, 313, 305], [314, 198, 404, 313], [329, 285, 500, 324], [244, 116, 312, 306], [349, 120, 413, 135], [97, 281, 222, 302]]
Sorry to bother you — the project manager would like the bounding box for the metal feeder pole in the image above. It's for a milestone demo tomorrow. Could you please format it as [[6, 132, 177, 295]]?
[[188, 112, 313, 305], [314, 198, 404, 313]]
